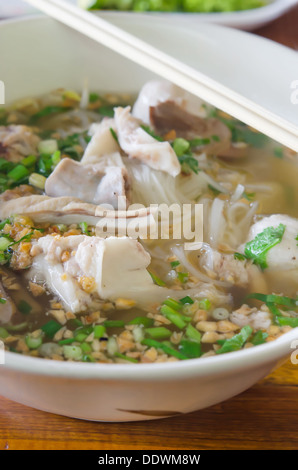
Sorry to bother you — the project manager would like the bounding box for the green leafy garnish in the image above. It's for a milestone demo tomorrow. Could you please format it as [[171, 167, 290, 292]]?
[[178, 154, 199, 175], [170, 260, 180, 269], [179, 296, 194, 305], [149, 271, 166, 287], [234, 252, 247, 261], [141, 125, 164, 142], [178, 339, 201, 358], [246, 293, 298, 309], [79, 222, 90, 236], [177, 271, 189, 284], [216, 325, 253, 354], [141, 338, 188, 360], [110, 128, 119, 144], [41, 320, 62, 338], [17, 300, 32, 315], [128, 317, 154, 327], [251, 330, 268, 345], [244, 223, 286, 270], [276, 316, 298, 328], [29, 106, 71, 124], [114, 353, 138, 363]]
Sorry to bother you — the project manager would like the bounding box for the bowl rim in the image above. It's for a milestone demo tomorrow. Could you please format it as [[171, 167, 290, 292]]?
[[3, 328, 298, 381], [1, 13, 298, 382]]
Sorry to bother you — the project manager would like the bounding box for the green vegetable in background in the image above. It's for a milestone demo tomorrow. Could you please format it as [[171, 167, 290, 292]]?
[[81, 0, 266, 12]]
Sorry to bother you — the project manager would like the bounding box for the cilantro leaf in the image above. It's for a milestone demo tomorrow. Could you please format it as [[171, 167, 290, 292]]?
[[216, 325, 253, 354], [244, 223, 286, 270]]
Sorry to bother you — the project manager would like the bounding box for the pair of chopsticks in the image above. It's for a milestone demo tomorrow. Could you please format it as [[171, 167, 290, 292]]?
[[24, 0, 298, 151]]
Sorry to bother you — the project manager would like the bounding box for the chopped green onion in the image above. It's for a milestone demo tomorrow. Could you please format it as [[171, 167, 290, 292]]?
[[30, 106, 71, 124], [178, 339, 201, 359], [63, 345, 83, 360], [74, 333, 88, 343], [267, 302, 282, 317], [79, 221, 90, 235], [51, 150, 61, 166], [57, 224, 68, 233], [188, 137, 210, 147], [114, 353, 138, 363], [29, 173, 46, 190], [25, 334, 43, 350], [0, 327, 9, 339], [107, 337, 118, 356], [97, 105, 115, 117], [172, 138, 190, 157], [198, 298, 211, 310], [6, 322, 28, 331], [7, 165, 29, 182], [81, 342, 92, 354], [94, 325, 106, 339], [149, 271, 166, 287], [160, 305, 188, 329], [22, 155, 37, 167], [179, 296, 194, 305], [75, 325, 94, 335], [141, 338, 188, 360], [58, 338, 76, 346], [82, 354, 96, 362], [163, 298, 182, 311], [212, 308, 230, 321], [234, 252, 247, 261], [0, 237, 12, 251], [0, 219, 11, 230], [110, 128, 119, 144], [276, 316, 298, 328], [178, 154, 199, 175], [145, 327, 172, 340], [41, 320, 62, 338], [38, 139, 58, 155], [177, 272, 189, 284], [185, 324, 201, 343], [141, 125, 163, 142], [128, 317, 154, 327], [17, 300, 32, 315], [170, 260, 180, 268], [89, 92, 100, 103], [246, 293, 298, 309]]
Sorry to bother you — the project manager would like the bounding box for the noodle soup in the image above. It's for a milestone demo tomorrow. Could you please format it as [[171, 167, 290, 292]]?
[[0, 80, 297, 364]]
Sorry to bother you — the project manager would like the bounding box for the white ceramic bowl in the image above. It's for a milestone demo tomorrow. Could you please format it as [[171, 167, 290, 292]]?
[[0, 15, 298, 422]]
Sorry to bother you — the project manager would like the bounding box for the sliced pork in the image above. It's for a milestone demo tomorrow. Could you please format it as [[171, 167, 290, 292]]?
[[45, 156, 130, 209], [114, 106, 180, 177], [0, 125, 40, 162]]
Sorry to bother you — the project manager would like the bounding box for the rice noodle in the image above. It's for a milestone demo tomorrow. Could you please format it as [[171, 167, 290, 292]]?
[[209, 198, 226, 248], [80, 79, 89, 110], [172, 245, 232, 288], [231, 184, 245, 202], [200, 171, 229, 194]]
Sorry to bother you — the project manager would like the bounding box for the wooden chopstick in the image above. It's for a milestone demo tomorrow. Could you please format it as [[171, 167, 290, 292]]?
[[24, 0, 298, 151]]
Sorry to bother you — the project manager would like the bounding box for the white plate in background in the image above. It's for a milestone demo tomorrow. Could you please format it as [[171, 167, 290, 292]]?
[[1, 0, 297, 30]]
